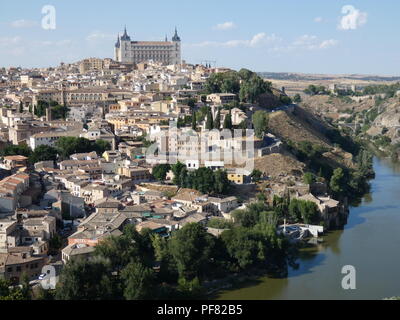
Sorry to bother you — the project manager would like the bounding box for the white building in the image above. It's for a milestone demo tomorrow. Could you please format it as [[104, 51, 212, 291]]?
[[29, 131, 70, 150], [114, 27, 181, 65]]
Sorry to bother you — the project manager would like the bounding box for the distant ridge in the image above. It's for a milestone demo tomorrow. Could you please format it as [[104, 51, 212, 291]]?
[[257, 72, 400, 82]]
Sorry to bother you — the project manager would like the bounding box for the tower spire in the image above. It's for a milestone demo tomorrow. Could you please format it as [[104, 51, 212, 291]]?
[[172, 27, 181, 42], [115, 33, 120, 48], [121, 25, 131, 41]]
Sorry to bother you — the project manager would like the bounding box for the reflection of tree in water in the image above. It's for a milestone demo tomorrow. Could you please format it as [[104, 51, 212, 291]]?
[[297, 229, 345, 259], [323, 230, 344, 256], [377, 157, 400, 174], [363, 192, 373, 204], [217, 275, 290, 300]]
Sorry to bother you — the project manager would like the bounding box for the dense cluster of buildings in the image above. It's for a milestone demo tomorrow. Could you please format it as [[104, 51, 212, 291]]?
[[0, 30, 343, 286]]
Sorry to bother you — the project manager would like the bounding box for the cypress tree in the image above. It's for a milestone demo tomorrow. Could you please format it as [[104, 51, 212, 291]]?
[[191, 111, 197, 130], [214, 110, 221, 130], [223, 111, 232, 129], [206, 109, 214, 130]]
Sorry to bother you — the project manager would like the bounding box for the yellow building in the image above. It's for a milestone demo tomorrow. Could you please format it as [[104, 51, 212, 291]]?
[[226, 169, 251, 185]]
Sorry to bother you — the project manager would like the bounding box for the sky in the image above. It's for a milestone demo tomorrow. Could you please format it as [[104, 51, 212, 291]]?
[[0, 0, 399, 75]]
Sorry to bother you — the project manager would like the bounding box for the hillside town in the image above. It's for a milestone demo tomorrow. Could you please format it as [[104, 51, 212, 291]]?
[[0, 53, 351, 288], [0, 26, 368, 301]]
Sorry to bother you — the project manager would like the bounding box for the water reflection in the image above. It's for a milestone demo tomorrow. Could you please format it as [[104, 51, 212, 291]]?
[[218, 157, 400, 300]]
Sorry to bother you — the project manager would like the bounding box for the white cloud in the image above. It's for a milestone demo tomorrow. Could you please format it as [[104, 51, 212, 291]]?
[[314, 17, 323, 23], [271, 34, 338, 52], [38, 40, 72, 47], [338, 5, 368, 30], [293, 34, 318, 47], [56, 40, 72, 46], [191, 33, 281, 48], [10, 19, 38, 28], [214, 22, 236, 30], [294, 35, 338, 50], [249, 33, 268, 47], [86, 32, 115, 42], [319, 39, 339, 49], [0, 36, 22, 46], [0, 37, 25, 56], [189, 32, 336, 53]]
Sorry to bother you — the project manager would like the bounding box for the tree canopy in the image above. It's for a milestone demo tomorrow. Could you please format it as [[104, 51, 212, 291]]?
[[204, 68, 272, 104], [152, 164, 171, 181], [55, 137, 111, 159]]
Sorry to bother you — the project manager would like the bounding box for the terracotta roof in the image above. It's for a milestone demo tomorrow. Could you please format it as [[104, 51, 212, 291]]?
[[3, 155, 28, 161]]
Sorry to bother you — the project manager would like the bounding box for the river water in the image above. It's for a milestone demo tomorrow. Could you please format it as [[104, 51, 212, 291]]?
[[218, 157, 400, 300]]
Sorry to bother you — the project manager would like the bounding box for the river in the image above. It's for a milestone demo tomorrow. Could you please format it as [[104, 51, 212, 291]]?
[[217, 157, 400, 300]]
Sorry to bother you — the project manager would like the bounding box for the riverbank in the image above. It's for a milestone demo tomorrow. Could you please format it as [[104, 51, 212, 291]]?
[[216, 157, 400, 299]]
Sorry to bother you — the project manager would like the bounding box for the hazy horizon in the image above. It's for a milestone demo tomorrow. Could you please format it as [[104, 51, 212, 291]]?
[[1, 1, 399, 75]]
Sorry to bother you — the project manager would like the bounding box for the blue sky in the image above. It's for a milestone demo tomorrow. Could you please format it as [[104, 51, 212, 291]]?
[[0, 0, 399, 75]]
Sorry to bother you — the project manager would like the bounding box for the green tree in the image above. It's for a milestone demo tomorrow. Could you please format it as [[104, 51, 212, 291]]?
[[0, 143, 32, 158], [55, 258, 118, 300], [220, 227, 260, 270], [0, 278, 25, 300], [187, 98, 196, 108], [330, 168, 345, 196], [152, 164, 171, 181], [239, 75, 272, 103], [0, 278, 9, 297], [250, 169, 263, 182], [293, 94, 302, 103], [34, 100, 49, 117], [303, 172, 315, 185], [304, 85, 327, 96], [206, 109, 214, 130], [191, 111, 197, 130], [52, 104, 70, 120], [223, 111, 233, 130], [171, 161, 186, 186], [170, 223, 216, 281], [214, 109, 221, 130], [55, 137, 110, 159], [94, 139, 112, 154], [20, 272, 31, 300], [48, 234, 63, 255], [232, 201, 269, 228], [237, 68, 254, 82], [121, 261, 156, 300], [94, 232, 144, 275], [252, 111, 268, 139], [19, 101, 23, 113], [280, 95, 292, 105], [288, 198, 302, 222], [29, 145, 58, 164], [213, 169, 231, 194], [205, 71, 241, 94], [192, 167, 215, 194]]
